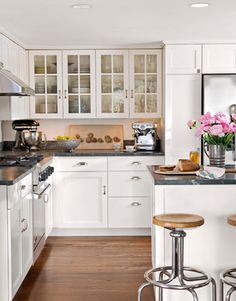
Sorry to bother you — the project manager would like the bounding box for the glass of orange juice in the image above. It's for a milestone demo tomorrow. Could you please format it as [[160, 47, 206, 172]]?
[[189, 150, 200, 164]]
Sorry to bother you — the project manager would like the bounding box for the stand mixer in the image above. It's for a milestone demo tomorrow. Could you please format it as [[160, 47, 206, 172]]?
[[132, 122, 158, 151], [12, 119, 46, 151]]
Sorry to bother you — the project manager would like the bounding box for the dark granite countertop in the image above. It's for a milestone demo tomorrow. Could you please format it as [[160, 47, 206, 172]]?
[[0, 166, 35, 185], [0, 149, 164, 185], [52, 149, 164, 157], [148, 165, 236, 185]]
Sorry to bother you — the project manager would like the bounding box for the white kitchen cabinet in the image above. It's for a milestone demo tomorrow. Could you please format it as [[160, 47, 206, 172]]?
[[7, 173, 33, 300], [165, 45, 202, 74], [96, 50, 129, 118], [129, 49, 162, 117], [108, 156, 164, 229], [203, 44, 236, 73], [109, 197, 151, 228], [53, 171, 107, 228], [53, 157, 108, 229], [29, 50, 63, 118], [9, 198, 22, 297], [96, 49, 162, 118], [165, 74, 201, 164], [0, 34, 30, 121], [63, 50, 96, 118], [109, 171, 151, 197]]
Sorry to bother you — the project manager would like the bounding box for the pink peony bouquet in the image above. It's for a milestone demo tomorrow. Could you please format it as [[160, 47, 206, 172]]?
[[187, 112, 236, 146]]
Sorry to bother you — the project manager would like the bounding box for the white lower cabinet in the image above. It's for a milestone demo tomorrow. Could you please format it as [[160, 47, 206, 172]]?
[[53, 155, 164, 232], [109, 171, 151, 197], [53, 171, 107, 228], [7, 173, 33, 300], [109, 197, 151, 228]]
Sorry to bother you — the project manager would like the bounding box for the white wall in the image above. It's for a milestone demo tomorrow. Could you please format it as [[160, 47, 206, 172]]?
[[2, 118, 162, 141]]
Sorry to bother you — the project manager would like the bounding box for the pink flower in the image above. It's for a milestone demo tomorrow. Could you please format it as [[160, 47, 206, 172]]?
[[198, 112, 215, 125], [195, 125, 205, 137], [215, 112, 230, 124], [230, 123, 236, 133], [187, 120, 196, 129], [222, 122, 231, 133], [208, 124, 224, 137], [232, 114, 236, 122]]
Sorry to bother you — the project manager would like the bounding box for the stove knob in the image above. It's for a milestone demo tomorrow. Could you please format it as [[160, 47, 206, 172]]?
[[49, 166, 54, 175], [40, 172, 47, 181]]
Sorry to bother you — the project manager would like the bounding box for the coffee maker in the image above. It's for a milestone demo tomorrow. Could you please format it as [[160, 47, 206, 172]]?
[[132, 122, 159, 151], [12, 119, 40, 150]]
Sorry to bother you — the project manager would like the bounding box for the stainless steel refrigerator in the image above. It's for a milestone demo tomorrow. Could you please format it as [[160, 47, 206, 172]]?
[[202, 74, 236, 165]]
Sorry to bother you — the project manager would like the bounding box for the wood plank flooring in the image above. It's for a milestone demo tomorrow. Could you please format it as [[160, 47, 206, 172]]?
[[13, 236, 154, 301]]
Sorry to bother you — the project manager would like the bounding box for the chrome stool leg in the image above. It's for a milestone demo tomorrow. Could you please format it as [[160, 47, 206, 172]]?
[[226, 287, 236, 301], [138, 229, 216, 301], [221, 268, 236, 301], [137, 282, 152, 301]]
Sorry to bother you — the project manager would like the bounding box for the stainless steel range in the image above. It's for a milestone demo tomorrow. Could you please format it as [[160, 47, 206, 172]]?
[[33, 157, 54, 263]]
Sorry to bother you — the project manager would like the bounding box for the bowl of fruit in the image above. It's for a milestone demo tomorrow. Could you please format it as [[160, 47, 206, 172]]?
[[46, 136, 81, 152]]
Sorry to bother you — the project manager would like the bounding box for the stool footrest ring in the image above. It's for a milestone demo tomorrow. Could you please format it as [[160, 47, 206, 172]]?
[[145, 266, 212, 290]]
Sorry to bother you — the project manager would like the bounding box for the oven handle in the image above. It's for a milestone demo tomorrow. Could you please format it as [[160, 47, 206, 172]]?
[[34, 183, 51, 198]]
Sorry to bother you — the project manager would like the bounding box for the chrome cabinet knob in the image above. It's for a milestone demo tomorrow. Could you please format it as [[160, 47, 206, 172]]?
[[131, 202, 141, 206]]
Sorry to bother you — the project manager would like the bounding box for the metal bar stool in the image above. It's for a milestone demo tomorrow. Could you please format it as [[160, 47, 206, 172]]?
[[220, 215, 236, 301], [138, 213, 216, 301]]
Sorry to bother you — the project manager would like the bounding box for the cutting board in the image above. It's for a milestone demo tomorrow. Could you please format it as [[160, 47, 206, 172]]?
[[69, 124, 124, 150], [154, 169, 197, 175]]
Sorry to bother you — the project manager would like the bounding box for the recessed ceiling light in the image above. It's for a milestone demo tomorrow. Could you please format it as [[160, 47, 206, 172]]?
[[71, 3, 92, 9], [190, 2, 209, 8]]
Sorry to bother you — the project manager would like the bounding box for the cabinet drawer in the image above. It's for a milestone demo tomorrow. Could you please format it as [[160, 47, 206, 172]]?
[[19, 173, 32, 198], [109, 171, 151, 197], [109, 197, 151, 228], [108, 156, 164, 171], [8, 173, 32, 209], [53, 157, 107, 171]]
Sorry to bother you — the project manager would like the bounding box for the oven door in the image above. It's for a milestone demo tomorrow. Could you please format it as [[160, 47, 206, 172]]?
[[33, 182, 51, 262]]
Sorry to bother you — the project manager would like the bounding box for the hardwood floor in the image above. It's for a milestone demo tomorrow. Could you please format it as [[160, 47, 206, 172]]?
[[13, 236, 154, 301]]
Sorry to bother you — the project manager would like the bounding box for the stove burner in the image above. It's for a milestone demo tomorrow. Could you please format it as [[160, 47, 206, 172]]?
[[0, 154, 44, 167]]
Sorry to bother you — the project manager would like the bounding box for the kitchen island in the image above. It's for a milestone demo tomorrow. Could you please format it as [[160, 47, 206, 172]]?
[[148, 166, 236, 301]]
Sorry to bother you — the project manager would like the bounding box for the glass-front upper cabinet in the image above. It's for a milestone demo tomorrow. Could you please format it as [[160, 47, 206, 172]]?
[[96, 50, 129, 118], [29, 51, 63, 118], [63, 50, 95, 118], [129, 50, 162, 118]]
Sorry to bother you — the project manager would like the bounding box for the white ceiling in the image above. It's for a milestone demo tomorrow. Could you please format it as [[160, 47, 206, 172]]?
[[0, 0, 236, 48]]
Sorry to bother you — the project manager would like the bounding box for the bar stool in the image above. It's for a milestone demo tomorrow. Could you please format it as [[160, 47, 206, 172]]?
[[138, 213, 216, 301], [220, 215, 236, 301]]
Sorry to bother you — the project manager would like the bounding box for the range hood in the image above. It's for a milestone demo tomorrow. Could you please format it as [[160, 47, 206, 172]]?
[[0, 62, 35, 96]]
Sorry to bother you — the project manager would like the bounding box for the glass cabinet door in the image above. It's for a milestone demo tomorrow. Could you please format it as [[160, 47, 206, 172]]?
[[96, 50, 129, 118], [129, 50, 162, 118], [63, 50, 95, 118], [29, 51, 63, 118]]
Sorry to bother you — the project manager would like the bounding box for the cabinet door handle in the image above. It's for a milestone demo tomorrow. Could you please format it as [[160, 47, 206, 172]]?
[[131, 176, 141, 181], [125, 89, 128, 99], [130, 89, 134, 99], [73, 161, 88, 167], [64, 89, 67, 99], [131, 202, 141, 206], [103, 185, 106, 195], [44, 194, 49, 203], [58, 89, 62, 99], [21, 185, 26, 190], [131, 161, 141, 165], [21, 218, 28, 233]]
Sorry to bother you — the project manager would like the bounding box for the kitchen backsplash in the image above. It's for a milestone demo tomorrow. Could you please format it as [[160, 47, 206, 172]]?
[[2, 118, 163, 141]]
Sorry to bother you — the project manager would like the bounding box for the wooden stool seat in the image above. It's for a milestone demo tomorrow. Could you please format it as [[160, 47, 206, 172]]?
[[228, 215, 236, 227], [153, 213, 204, 229]]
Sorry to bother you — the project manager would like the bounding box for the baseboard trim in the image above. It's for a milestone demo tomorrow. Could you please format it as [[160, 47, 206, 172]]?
[[50, 228, 151, 236]]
